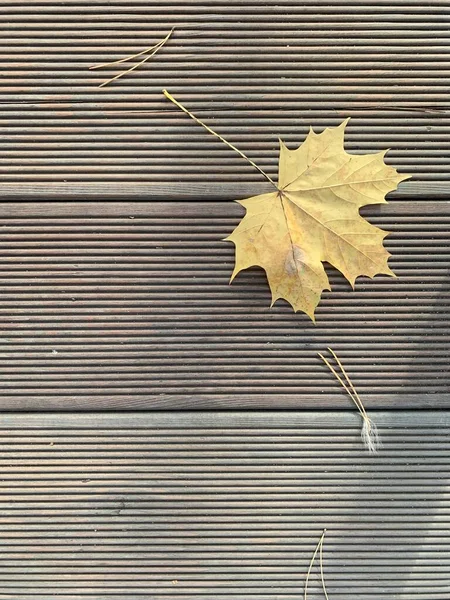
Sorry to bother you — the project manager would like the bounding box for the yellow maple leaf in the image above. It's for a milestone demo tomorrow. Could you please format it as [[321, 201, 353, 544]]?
[[163, 91, 410, 319], [226, 120, 410, 319]]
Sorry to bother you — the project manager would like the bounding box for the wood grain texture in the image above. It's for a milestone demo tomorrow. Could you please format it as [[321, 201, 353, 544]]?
[[0, 0, 448, 197], [0, 180, 444, 200], [0, 1, 448, 598], [0, 410, 447, 599], [0, 201, 447, 411]]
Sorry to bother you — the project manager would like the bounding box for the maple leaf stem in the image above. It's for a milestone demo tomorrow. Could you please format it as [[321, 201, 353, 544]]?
[[162, 89, 279, 189], [304, 529, 329, 600], [90, 27, 175, 87]]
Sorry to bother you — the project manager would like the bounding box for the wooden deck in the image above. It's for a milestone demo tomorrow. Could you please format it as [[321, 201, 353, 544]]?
[[0, 0, 448, 598], [0, 411, 448, 599], [0, 201, 447, 411]]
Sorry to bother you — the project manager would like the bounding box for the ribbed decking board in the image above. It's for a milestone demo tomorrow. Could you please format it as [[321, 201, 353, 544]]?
[[0, 0, 448, 196], [0, 1, 449, 597], [0, 410, 446, 599], [0, 201, 447, 411]]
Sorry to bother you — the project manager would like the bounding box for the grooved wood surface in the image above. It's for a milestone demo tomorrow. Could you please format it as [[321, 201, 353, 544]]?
[[0, 0, 448, 199], [0, 410, 447, 599], [0, 2, 449, 598], [0, 201, 447, 411]]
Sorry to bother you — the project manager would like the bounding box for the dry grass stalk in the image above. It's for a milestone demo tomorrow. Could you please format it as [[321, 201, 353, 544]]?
[[304, 529, 330, 600], [90, 27, 175, 87], [318, 348, 381, 453]]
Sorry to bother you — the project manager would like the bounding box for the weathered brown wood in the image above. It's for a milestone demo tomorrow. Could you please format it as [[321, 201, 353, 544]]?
[[0, 201, 446, 410], [0, 181, 448, 200], [0, 0, 448, 197], [0, 200, 448, 217], [0, 411, 446, 599], [0, 1, 448, 598]]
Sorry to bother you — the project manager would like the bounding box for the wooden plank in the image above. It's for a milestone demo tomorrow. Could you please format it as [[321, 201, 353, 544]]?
[[0, 181, 447, 200], [0, 200, 448, 217], [0, 201, 447, 410], [0, 410, 447, 599], [0, 0, 448, 197]]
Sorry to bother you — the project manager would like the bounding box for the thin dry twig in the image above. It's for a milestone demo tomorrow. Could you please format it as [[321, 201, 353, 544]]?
[[90, 27, 175, 88], [163, 89, 279, 189], [318, 348, 381, 454], [305, 529, 330, 600], [318, 532, 330, 600]]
